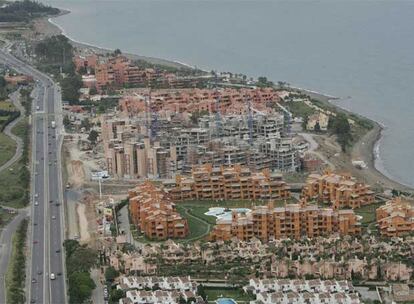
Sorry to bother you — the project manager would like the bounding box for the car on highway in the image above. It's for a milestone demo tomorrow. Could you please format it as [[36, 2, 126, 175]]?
[[50, 273, 56, 280], [52, 215, 56, 220], [37, 270, 42, 275], [34, 201, 39, 206], [33, 240, 38, 244], [31, 278, 37, 283]]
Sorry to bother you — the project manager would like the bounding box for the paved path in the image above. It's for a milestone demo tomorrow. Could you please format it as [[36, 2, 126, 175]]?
[[0, 90, 24, 173]]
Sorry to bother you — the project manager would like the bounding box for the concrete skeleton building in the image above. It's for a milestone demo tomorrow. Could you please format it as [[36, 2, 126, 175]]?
[[101, 109, 300, 179], [209, 200, 361, 242], [301, 171, 375, 209], [376, 197, 414, 237], [128, 182, 188, 240], [164, 164, 291, 202]]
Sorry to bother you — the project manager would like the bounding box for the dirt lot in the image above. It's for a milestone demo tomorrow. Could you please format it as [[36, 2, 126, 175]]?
[[63, 135, 133, 248]]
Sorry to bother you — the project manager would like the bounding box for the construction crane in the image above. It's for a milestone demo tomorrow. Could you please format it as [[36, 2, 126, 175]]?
[[245, 94, 254, 145], [149, 89, 158, 139], [214, 72, 222, 137], [276, 102, 293, 136]]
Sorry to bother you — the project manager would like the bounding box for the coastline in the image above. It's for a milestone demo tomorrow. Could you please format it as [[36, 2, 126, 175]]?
[[37, 10, 411, 192], [38, 10, 192, 70]]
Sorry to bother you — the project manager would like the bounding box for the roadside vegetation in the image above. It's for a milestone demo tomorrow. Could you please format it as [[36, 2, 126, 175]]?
[[0, 88, 31, 208], [64, 239, 97, 304], [5, 218, 28, 304], [34, 35, 83, 103], [0, 0, 59, 23]]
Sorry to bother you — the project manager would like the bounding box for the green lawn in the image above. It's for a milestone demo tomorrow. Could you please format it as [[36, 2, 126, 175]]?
[[204, 287, 253, 302], [354, 202, 384, 226], [0, 101, 15, 111], [11, 117, 27, 138], [0, 132, 16, 168], [178, 199, 288, 222], [176, 205, 211, 241]]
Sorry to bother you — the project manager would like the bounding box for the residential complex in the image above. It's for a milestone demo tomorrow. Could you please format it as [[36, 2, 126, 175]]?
[[118, 87, 280, 116], [128, 182, 188, 240], [164, 164, 290, 201], [73, 53, 204, 93], [117, 276, 201, 304], [301, 171, 375, 209], [376, 197, 414, 237], [209, 201, 361, 242], [246, 278, 361, 304]]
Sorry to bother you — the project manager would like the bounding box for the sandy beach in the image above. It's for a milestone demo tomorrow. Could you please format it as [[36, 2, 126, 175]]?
[[33, 11, 190, 70], [33, 10, 412, 193]]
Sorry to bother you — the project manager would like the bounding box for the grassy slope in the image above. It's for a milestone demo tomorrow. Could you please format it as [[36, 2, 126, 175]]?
[[0, 132, 16, 167], [0, 161, 28, 208]]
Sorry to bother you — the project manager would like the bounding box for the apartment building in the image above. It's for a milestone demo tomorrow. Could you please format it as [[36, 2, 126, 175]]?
[[128, 182, 188, 240], [118, 87, 282, 116], [94, 55, 161, 91], [301, 171, 375, 209], [376, 197, 414, 237], [166, 164, 290, 202], [209, 201, 361, 242]]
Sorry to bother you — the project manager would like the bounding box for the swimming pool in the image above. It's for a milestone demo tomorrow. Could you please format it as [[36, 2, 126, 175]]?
[[205, 207, 251, 221], [216, 298, 237, 304]]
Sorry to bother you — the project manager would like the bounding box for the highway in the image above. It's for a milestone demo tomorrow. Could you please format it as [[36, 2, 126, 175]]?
[[0, 48, 66, 304]]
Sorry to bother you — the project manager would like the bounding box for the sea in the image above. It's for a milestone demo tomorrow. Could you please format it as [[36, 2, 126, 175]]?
[[42, 0, 414, 187]]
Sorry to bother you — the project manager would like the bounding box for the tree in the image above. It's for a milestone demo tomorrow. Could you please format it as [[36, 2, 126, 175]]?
[[113, 48, 122, 56], [89, 86, 98, 95], [197, 284, 206, 300], [110, 289, 125, 303], [63, 115, 71, 128], [80, 118, 92, 131], [328, 113, 352, 151], [88, 130, 99, 144], [68, 271, 96, 304], [314, 121, 321, 132], [61, 74, 82, 103], [104, 266, 119, 283]]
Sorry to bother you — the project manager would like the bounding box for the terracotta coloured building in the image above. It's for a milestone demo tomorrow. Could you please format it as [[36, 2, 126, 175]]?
[[301, 171, 375, 209], [73, 53, 98, 72], [95, 56, 159, 91], [210, 201, 361, 242], [129, 182, 189, 240], [376, 197, 414, 237], [118, 87, 280, 116], [167, 164, 290, 201]]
